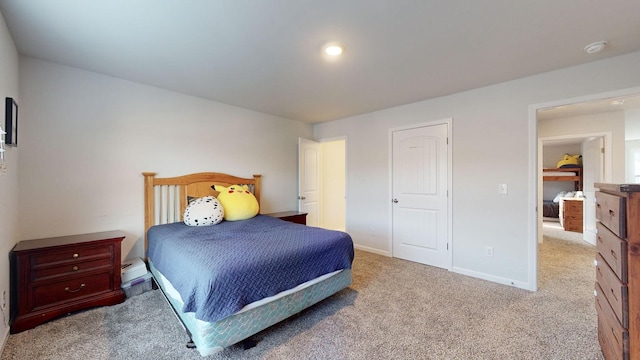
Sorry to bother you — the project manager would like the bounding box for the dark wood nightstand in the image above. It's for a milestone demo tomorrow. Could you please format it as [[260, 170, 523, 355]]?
[[10, 230, 126, 333], [265, 211, 308, 225]]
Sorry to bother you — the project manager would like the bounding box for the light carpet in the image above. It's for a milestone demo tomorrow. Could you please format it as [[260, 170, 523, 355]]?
[[2, 232, 603, 359]]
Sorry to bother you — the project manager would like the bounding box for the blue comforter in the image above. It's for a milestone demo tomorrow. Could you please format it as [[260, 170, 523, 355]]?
[[146, 215, 354, 322]]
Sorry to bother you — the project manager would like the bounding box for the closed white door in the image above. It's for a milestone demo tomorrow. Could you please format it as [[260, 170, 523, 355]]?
[[582, 137, 604, 245], [298, 138, 321, 227], [392, 123, 449, 269]]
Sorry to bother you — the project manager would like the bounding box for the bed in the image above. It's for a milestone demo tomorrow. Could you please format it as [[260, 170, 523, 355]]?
[[142, 172, 354, 356]]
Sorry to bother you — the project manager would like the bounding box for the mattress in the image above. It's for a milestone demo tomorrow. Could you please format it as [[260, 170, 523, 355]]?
[[543, 171, 578, 177], [149, 259, 352, 356]]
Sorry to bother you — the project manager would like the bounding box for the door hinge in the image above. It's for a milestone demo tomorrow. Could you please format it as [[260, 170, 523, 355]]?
[[601, 148, 605, 154], [447, 243, 449, 250]]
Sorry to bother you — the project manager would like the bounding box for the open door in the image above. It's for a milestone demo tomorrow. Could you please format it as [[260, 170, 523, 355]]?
[[298, 138, 321, 227], [582, 137, 604, 245]]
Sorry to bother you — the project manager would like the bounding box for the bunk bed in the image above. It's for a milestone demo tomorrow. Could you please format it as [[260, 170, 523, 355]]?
[[542, 167, 583, 219]]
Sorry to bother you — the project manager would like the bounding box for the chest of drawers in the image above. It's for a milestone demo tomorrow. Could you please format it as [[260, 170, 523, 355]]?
[[594, 183, 640, 360], [10, 230, 125, 333], [562, 198, 584, 233]]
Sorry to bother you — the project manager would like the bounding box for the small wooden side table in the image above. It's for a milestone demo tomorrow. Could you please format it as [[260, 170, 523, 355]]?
[[265, 211, 308, 225]]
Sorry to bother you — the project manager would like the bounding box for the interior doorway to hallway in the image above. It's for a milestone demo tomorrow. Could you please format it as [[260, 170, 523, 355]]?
[[298, 137, 346, 231]]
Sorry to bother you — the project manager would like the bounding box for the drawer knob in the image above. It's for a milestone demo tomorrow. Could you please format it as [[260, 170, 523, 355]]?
[[72, 253, 79, 258], [64, 284, 85, 293], [72, 266, 79, 271], [609, 210, 615, 216]]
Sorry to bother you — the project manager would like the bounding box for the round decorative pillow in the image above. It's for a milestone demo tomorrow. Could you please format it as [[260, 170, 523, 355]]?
[[183, 196, 224, 226]]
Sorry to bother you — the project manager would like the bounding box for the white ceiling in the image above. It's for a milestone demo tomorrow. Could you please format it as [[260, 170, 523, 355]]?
[[2, 0, 640, 124]]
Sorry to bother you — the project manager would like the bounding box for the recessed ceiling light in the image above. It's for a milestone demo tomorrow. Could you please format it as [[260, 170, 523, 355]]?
[[324, 43, 344, 57], [584, 41, 607, 54]]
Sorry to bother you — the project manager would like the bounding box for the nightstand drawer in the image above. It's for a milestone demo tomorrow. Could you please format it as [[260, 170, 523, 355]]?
[[596, 253, 628, 327], [32, 258, 114, 282], [595, 282, 628, 360], [597, 222, 628, 282], [32, 244, 114, 266], [32, 272, 113, 309], [596, 192, 626, 238]]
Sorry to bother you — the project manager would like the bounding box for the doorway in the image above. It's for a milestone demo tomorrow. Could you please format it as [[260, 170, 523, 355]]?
[[298, 137, 346, 230], [530, 86, 640, 290]]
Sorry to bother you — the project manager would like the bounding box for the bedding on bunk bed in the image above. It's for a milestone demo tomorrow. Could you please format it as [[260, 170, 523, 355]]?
[[542, 200, 560, 218], [146, 214, 354, 323]]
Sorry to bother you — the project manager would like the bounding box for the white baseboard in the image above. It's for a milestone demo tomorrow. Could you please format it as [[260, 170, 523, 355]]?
[[452, 266, 532, 291], [0, 324, 9, 356], [353, 244, 390, 257]]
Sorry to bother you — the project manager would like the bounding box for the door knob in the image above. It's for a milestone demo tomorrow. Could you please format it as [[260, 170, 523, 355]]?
[[392, 198, 398, 203]]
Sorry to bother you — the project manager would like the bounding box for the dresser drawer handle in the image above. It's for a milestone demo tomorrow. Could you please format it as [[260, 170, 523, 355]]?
[[610, 288, 618, 302], [72, 253, 79, 259], [64, 284, 85, 293], [72, 266, 79, 271], [612, 327, 621, 346], [610, 250, 617, 260], [609, 210, 615, 216]]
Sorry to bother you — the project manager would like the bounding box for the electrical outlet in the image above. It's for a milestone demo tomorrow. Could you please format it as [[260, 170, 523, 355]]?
[[369, 228, 376, 236], [498, 183, 508, 195], [485, 246, 494, 257]]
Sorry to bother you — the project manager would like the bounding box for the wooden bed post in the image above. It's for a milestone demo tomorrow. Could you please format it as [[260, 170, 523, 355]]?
[[253, 174, 262, 212], [142, 172, 156, 259]]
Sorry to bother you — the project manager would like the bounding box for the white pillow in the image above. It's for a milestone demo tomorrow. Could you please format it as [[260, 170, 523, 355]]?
[[183, 196, 224, 226], [553, 191, 567, 203]]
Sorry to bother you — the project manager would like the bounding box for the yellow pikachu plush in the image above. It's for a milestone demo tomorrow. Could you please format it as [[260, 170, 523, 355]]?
[[556, 154, 581, 168], [214, 184, 259, 221]]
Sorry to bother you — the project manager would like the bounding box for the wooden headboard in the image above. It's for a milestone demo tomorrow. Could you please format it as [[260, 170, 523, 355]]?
[[142, 172, 262, 252]]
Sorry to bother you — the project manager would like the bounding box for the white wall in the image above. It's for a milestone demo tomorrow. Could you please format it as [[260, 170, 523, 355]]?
[[321, 139, 346, 231], [626, 109, 640, 140], [0, 8, 19, 350], [18, 57, 312, 260], [314, 50, 640, 289]]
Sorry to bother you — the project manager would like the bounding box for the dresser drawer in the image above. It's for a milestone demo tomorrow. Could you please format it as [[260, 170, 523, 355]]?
[[564, 199, 583, 213], [596, 253, 628, 327], [32, 272, 113, 309], [564, 218, 583, 232], [32, 258, 114, 282], [31, 244, 114, 266], [596, 222, 628, 283], [596, 192, 626, 238], [595, 282, 629, 360]]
